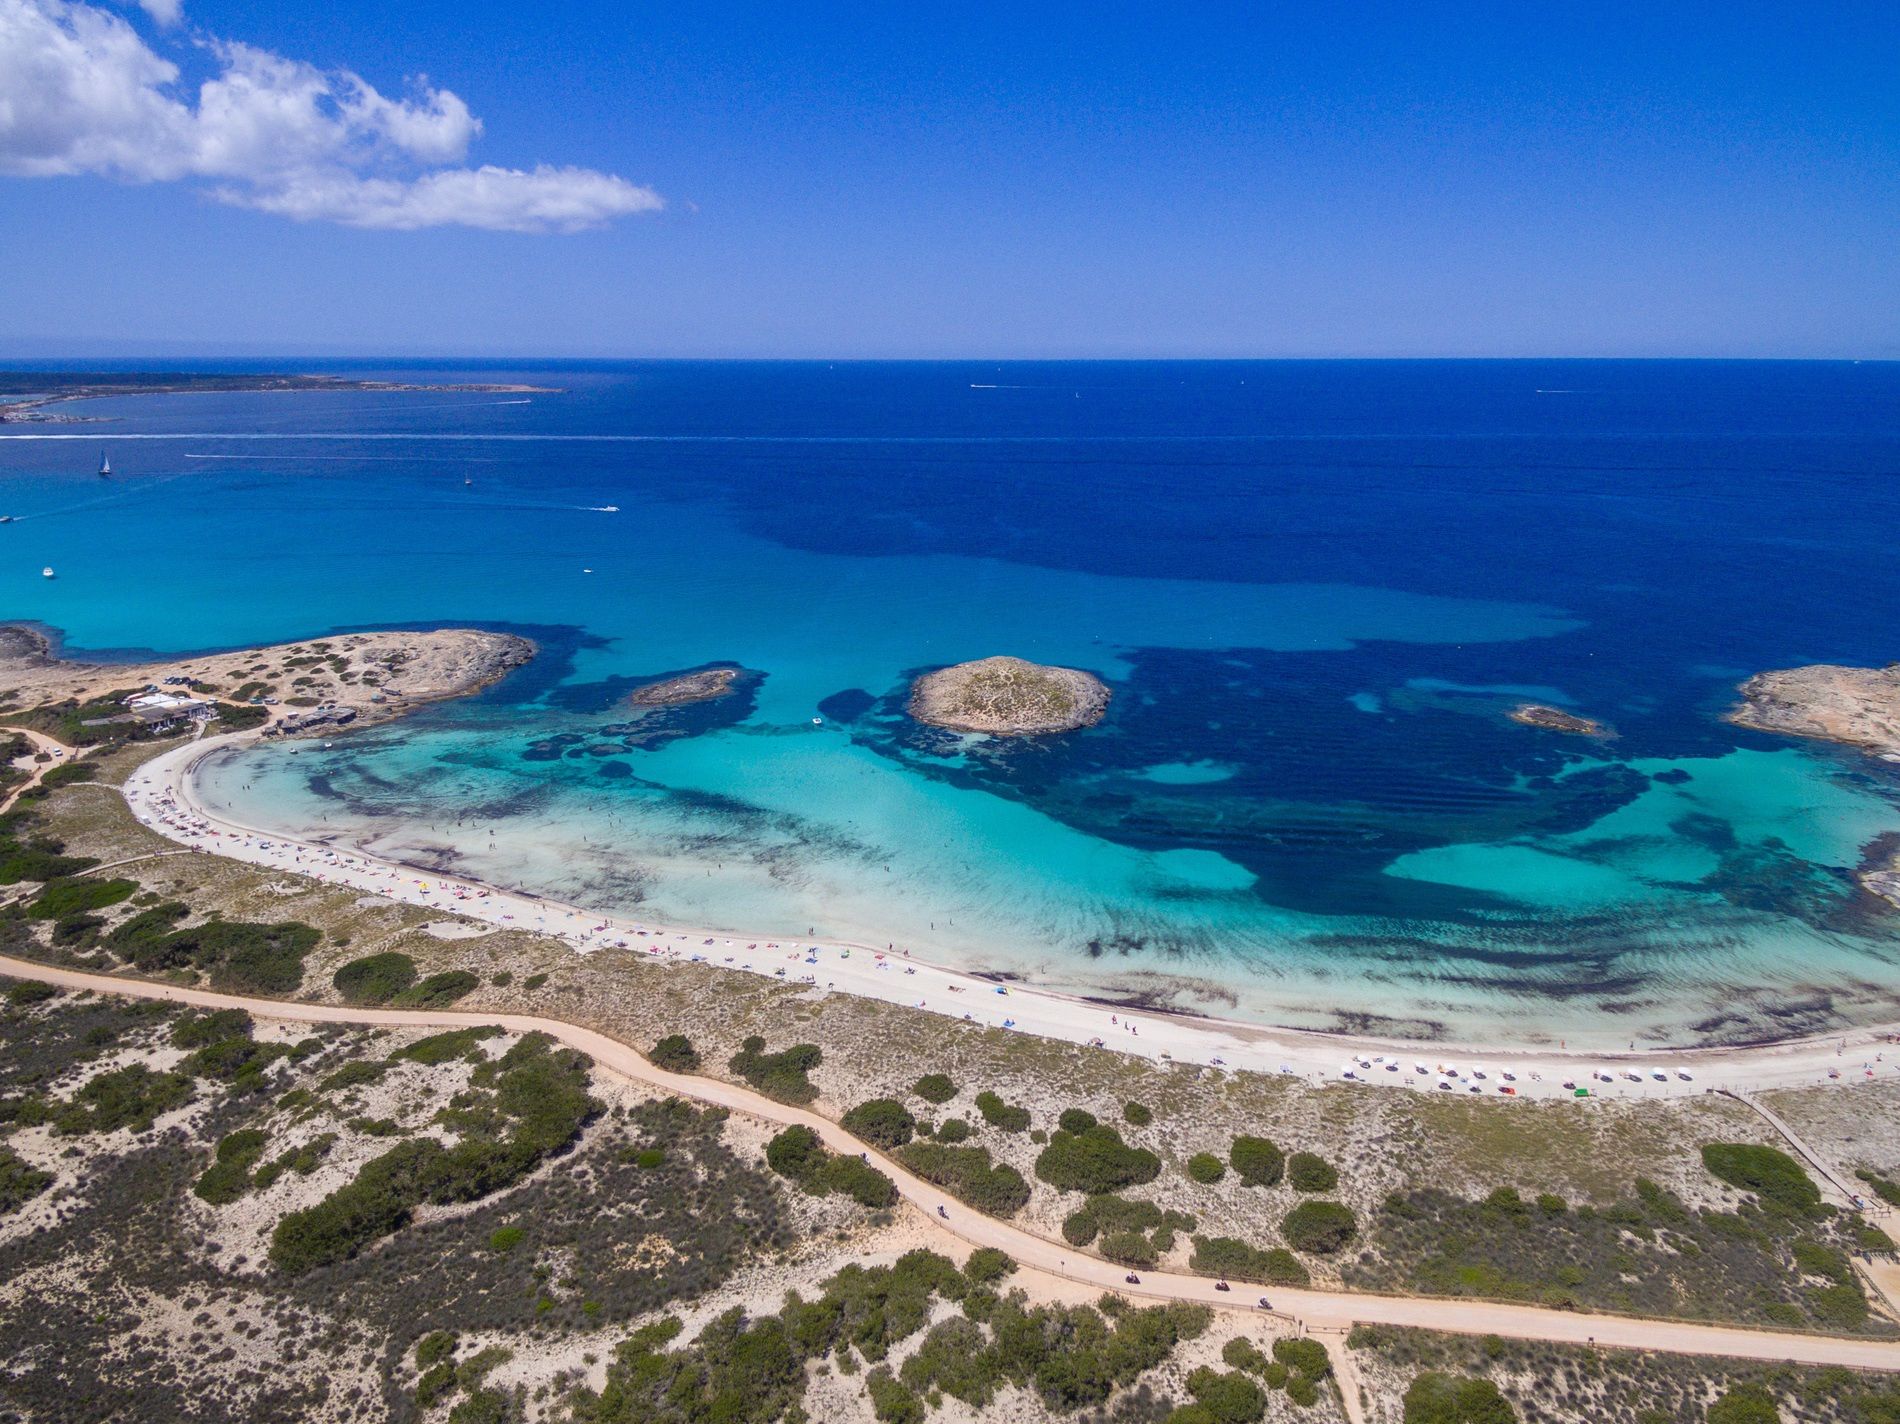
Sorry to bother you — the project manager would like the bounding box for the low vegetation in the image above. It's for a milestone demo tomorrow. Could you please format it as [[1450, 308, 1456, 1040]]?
[[570, 1248, 1207, 1423], [728, 1035, 822, 1104], [270, 1030, 598, 1273], [763, 1124, 897, 1208]]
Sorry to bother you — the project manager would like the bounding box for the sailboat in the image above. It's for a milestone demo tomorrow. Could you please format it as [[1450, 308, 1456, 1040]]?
[[98, 452, 111, 478]]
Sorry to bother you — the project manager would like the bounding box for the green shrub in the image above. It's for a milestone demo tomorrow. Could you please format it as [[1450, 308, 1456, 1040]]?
[[1286, 1374, 1320, 1407], [1272, 1337, 1330, 1379], [766, 1125, 827, 1180], [1186, 1365, 1267, 1424], [842, 1098, 917, 1150], [635, 1147, 665, 1169], [1701, 1143, 1822, 1219], [936, 1117, 972, 1144], [729, 1036, 823, 1104], [1058, 1107, 1098, 1135], [1287, 1151, 1337, 1193], [523, 973, 548, 990], [896, 1142, 1031, 1217], [650, 1034, 700, 1073], [1100, 1230, 1158, 1267], [1705, 1385, 1780, 1424], [332, 952, 417, 1004], [390, 1025, 501, 1065], [819, 1154, 898, 1209], [1034, 1124, 1161, 1194], [1187, 1152, 1226, 1184], [0, 1145, 54, 1215], [1230, 1135, 1284, 1187], [54, 1064, 193, 1135], [196, 1128, 271, 1205], [963, 1247, 1014, 1285], [1222, 1338, 1269, 1374], [1188, 1235, 1310, 1286], [1282, 1200, 1357, 1255], [913, 1073, 957, 1104], [395, 970, 480, 1008], [866, 1366, 924, 1424], [27, 877, 134, 920], [765, 1124, 896, 1207], [171, 1008, 252, 1048], [4, 980, 57, 1006], [1402, 1371, 1517, 1423], [416, 1330, 457, 1369], [319, 1060, 386, 1093], [974, 1090, 1031, 1133], [489, 1225, 525, 1252], [1123, 1100, 1153, 1127], [135, 918, 320, 994]]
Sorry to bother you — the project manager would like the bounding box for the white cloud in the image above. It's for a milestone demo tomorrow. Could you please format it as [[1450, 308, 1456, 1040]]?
[[130, 0, 179, 26], [0, 0, 662, 232]]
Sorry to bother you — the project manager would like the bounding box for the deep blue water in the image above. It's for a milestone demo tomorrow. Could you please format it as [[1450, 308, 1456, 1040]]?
[[3, 360, 1898, 1044]]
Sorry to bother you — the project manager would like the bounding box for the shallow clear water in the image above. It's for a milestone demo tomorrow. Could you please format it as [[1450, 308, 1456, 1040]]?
[[5, 359, 1899, 1045]]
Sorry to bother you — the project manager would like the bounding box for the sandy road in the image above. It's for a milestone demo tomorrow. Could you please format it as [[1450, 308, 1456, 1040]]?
[[5, 953, 1899, 1375]]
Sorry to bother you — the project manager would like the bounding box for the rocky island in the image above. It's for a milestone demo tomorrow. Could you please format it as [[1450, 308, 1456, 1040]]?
[[909, 655, 1110, 735], [627, 665, 745, 707], [1730, 662, 1900, 908], [1508, 703, 1613, 737]]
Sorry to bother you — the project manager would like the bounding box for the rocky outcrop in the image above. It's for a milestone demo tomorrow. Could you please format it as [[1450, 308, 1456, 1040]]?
[[1728, 663, 1900, 756], [1729, 662, 1900, 911], [909, 656, 1109, 736], [628, 666, 743, 707], [1509, 703, 1612, 737]]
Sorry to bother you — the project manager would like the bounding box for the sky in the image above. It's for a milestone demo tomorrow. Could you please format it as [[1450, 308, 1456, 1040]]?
[[1, 1, 1896, 358]]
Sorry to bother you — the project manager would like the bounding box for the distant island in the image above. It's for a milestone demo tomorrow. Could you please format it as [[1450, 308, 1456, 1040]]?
[[0, 371, 556, 423], [1508, 703, 1613, 737], [910, 655, 1110, 735]]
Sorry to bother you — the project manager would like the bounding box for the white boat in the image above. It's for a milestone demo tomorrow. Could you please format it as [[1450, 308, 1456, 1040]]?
[[98, 453, 111, 478], [41, 567, 55, 579]]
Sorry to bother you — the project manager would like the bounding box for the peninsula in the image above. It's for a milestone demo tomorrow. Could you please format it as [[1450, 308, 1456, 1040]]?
[[0, 624, 532, 733], [909, 655, 1110, 735]]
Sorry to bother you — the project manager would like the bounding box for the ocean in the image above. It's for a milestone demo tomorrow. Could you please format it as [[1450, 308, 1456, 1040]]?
[[3, 358, 1898, 1046]]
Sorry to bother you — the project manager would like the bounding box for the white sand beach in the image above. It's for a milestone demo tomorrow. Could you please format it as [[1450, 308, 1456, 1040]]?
[[119, 730, 1900, 1112]]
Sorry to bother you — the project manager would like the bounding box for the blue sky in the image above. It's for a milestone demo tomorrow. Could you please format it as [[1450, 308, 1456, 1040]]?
[[1, 1, 1896, 357]]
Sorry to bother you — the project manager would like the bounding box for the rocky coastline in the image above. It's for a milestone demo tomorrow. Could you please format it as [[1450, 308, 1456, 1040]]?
[[1729, 662, 1900, 910], [0, 624, 534, 734]]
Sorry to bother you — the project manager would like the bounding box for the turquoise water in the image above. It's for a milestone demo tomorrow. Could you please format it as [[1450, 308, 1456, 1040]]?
[[4, 360, 1899, 1045]]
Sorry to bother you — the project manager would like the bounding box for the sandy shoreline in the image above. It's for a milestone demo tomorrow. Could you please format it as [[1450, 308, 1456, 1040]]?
[[117, 730, 1900, 1106]]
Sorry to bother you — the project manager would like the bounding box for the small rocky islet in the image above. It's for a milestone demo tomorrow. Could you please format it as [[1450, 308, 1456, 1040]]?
[[626, 665, 745, 707], [908, 655, 1110, 736], [1508, 703, 1613, 737]]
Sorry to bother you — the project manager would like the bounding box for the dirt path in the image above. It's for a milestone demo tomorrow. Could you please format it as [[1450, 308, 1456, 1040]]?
[[5, 953, 1899, 1375], [0, 727, 84, 813]]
